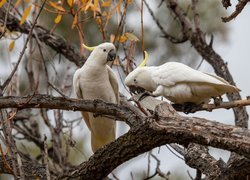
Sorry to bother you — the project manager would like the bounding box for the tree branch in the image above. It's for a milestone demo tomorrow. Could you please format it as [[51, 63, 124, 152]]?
[[0, 94, 142, 126], [0, 155, 48, 179], [221, 0, 250, 22], [0, 95, 250, 178]]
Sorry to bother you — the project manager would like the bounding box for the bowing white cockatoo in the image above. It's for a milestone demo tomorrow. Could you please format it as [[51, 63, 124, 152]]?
[[73, 42, 119, 152], [125, 52, 240, 105]]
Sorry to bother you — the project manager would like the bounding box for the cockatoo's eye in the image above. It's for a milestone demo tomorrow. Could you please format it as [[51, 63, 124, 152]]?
[[103, 49, 107, 52], [133, 78, 137, 83]]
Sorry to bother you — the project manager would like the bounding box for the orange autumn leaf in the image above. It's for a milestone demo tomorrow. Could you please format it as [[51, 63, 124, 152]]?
[[125, 32, 139, 42], [102, 11, 107, 16], [20, 5, 32, 25], [71, 14, 78, 29], [116, 35, 127, 43], [14, 0, 21, 8], [54, 14, 62, 24], [84, 0, 93, 11], [49, 1, 66, 12], [113, 58, 120, 65], [101, 0, 111, 7], [67, 0, 73, 7], [128, 0, 134, 4], [9, 40, 15, 51], [93, 0, 99, 17], [117, 0, 122, 13], [0, 0, 7, 8], [110, 34, 115, 43]]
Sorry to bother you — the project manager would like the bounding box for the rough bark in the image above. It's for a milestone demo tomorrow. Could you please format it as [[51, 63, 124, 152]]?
[[0, 95, 250, 179]]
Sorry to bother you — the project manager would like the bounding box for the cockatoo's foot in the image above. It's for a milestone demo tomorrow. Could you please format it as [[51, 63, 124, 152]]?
[[213, 96, 223, 106], [172, 102, 200, 114], [138, 91, 156, 101]]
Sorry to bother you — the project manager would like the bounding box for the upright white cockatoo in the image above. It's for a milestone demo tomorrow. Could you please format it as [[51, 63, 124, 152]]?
[[73, 42, 119, 152], [125, 53, 240, 105]]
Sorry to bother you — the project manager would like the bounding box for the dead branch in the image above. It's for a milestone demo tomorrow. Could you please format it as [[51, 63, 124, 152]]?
[[222, 0, 250, 22], [172, 98, 250, 113]]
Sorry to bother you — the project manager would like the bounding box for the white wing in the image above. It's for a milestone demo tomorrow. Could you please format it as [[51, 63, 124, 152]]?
[[73, 69, 83, 99], [152, 62, 239, 92], [107, 65, 119, 104]]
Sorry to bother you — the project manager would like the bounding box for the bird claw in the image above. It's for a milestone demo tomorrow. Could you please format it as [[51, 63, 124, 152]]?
[[172, 102, 200, 114], [213, 96, 222, 106]]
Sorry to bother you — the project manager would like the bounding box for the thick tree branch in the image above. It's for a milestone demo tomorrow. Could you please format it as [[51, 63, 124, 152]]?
[[184, 144, 226, 179], [60, 102, 250, 179], [0, 95, 250, 178], [172, 98, 250, 113], [0, 94, 142, 126], [0, 9, 85, 67]]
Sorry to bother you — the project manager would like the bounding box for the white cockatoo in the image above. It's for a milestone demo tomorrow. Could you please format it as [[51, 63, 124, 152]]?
[[73, 42, 119, 152], [125, 53, 240, 105]]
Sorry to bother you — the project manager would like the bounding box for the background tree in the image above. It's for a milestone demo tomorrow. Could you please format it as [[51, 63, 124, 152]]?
[[0, 0, 250, 179]]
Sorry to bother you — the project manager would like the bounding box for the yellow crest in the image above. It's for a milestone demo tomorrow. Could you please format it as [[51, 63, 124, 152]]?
[[82, 43, 96, 51], [139, 51, 149, 67]]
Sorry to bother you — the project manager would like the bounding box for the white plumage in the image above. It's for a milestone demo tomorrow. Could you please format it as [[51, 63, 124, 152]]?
[[73, 42, 119, 152], [125, 62, 240, 104]]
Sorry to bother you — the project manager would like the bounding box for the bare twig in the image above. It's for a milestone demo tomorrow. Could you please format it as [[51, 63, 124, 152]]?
[[0, 0, 11, 39], [222, 0, 250, 22], [167, 144, 185, 160], [144, 0, 188, 43], [0, 144, 13, 174], [1, 0, 47, 93], [172, 98, 250, 113], [43, 136, 51, 180], [141, 0, 145, 57]]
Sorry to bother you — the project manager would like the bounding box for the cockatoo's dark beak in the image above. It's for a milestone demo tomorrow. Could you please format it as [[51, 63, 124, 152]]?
[[128, 85, 146, 94], [107, 49, 116, 61]]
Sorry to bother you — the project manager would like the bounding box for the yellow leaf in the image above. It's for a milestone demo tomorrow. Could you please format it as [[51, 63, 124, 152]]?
[[20, 5, 32, 26], [71, 14, 78, 29], [110, 34, 115, 43], [101, 0, 111, 7], [102, 11, 107, 16], [49, 1, 65, 12], [93, 0, 99, 17], [113, 58, 120, 65], [0, 0, 7, 8], [117, 0, 122, 13], [128, 0, 134, 4], [84, 0, 93, 11], [67, 0, 73, 7], [9, 40, 15, 51], [14, 0, 21, 8], [54, 14, 62, 24], [125, 32, 139, 42]]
